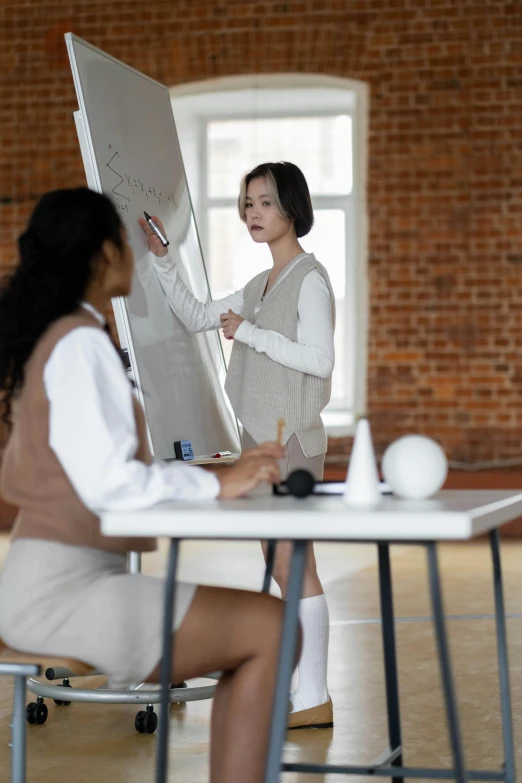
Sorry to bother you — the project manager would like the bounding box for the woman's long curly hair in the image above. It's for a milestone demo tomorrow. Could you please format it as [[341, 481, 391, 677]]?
[[0, 187, 123, 426]]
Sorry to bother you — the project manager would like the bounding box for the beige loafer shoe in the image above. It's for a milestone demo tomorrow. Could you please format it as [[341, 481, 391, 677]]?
[[287, 697, 333, 730]]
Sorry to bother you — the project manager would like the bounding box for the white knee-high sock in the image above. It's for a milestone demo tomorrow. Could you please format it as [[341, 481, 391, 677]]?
[[291, 594, 330, 712]]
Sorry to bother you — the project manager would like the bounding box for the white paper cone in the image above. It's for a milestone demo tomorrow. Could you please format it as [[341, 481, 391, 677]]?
[[343, 418, 381, 506]]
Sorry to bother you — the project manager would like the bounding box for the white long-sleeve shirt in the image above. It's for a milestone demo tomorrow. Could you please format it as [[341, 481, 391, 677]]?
[[151, 251, 335, 379], [43, 303, 220, 515]]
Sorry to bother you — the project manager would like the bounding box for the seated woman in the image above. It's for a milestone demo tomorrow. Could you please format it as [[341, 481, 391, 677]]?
[[0, 187, 294, 783]]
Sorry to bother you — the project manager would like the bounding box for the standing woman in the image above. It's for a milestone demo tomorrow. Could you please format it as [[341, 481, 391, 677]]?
[[0, 187, 291, 783], [144, 161, 336, 729]]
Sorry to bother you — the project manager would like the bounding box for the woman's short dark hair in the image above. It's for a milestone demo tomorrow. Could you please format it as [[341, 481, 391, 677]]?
[[0, 187, 123, 425], [238, 161, 314, 238]]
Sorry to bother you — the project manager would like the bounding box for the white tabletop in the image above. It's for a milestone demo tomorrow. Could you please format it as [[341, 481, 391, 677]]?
[[101, 489, 522, 543]]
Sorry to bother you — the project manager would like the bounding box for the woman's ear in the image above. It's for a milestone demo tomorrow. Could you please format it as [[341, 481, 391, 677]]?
[[100, 238, 121, 268], [91, 238, 119, 286]]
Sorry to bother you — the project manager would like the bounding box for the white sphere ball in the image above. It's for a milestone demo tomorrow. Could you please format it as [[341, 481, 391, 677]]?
[[381, 435, 448, 500]]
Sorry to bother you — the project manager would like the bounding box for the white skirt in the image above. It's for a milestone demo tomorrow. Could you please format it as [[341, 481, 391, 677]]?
[[0, 539, 197, 688]]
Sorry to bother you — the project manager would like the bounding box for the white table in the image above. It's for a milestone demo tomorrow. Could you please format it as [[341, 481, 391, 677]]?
[[102, 489, 522, 783]]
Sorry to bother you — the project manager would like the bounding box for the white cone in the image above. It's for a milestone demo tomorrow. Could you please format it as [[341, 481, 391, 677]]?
[[343, 418, 381, 506]]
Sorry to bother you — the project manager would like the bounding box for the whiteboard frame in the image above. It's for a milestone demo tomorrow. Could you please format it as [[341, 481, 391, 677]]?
[[65, 32, 239, 457], [67, 38, 153, 446]]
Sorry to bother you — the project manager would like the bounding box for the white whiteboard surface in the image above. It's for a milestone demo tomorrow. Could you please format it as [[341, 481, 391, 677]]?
[[65, 33, 240, 459]]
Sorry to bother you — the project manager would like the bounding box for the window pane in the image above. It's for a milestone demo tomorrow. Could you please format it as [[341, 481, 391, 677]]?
[[207, 207, 347, 402], [207, 208, 270, 365], [301, 210, 345, 295], [207, 116, 352, 198]]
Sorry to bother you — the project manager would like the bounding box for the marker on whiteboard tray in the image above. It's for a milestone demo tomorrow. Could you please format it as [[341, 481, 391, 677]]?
[[144, 211, 169, 247]]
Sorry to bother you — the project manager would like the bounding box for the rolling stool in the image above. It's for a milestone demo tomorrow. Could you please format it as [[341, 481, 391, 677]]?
[[0, 638, 218, 780]]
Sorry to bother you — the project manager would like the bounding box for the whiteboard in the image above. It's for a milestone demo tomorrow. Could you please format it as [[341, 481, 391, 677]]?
[[65, 33, 240, 459]]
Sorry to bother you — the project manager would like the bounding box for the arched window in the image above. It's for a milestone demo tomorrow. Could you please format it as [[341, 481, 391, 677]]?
[[171, 74, 369, 434]]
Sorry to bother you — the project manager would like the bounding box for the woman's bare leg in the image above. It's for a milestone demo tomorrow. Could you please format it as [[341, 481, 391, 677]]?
[[263, 433, 325, 597], [260, 542, 330, 720], [246, 430, 330, 719], [261, 540, 323, 598], [260, 436, 331, 719], [146, 586, 300, 783]]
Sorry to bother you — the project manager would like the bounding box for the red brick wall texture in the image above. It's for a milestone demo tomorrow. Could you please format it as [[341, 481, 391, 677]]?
[[1, 0, 521, 464]]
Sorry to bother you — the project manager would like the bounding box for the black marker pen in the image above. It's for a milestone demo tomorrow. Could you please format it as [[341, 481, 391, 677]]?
[[144, 211, 169, 247]]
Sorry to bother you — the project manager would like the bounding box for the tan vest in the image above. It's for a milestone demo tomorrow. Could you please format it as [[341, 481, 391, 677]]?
[[1, 311, 156, 554], [225, 254, 336, 458]]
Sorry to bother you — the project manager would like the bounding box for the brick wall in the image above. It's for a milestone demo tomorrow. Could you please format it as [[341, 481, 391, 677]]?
[[1, 0, 521, 464]]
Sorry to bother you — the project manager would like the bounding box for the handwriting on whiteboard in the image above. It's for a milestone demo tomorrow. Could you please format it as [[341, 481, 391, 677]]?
[[105, 146, 176, 217]]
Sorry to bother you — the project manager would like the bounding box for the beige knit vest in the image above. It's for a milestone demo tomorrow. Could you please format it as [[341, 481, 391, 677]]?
[[225, 254, 336, 458], [1, 311, 157, 554]]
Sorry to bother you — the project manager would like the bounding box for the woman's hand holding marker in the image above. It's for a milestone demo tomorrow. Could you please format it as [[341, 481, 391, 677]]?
[[217, 442, 284, 499], [220, 309, 244, 340], [138, 213, 169, 258]]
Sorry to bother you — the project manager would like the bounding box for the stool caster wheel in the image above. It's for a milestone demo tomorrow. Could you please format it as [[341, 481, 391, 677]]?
[[135, 705, 158, 734], [54, 678, 72, 706], [26, 697, 48, 725]]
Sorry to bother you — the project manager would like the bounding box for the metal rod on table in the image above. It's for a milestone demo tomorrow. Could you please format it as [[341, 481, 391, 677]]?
[[377, 543, 403, 781], [156, 539, 180, 783], [426, 543, 467, 783], [12, 674, 28, 783], [489, 529, 516, 783], [264, 539, 308, 783], [262, 540, 277, 593]]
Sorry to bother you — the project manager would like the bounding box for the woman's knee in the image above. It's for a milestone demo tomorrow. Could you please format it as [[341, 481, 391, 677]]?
[[256, 594, 302, 672], [258, 592, 285, 640], [162, 587, 285, 682], [229, 590, 284, 652]]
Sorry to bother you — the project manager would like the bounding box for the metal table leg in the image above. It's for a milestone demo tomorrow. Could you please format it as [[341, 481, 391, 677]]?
[[264, 539, 308, 783], [262, 540, 277, 593], [377, 544, 403, 781], [156, 539, 180, 783], [489, 530, 516, 783], [0, 662, 39, 783], [128, 551, 142, 575], [12, 675, 28, 783], [426, 543, 466, 783]]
